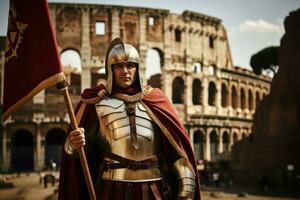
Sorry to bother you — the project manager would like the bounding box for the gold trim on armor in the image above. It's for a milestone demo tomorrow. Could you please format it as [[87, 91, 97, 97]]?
[[113, 92, 145, 102], [102, 177, 162, 183], [112, 86, 153, 103], [80, 88, 109, 104]]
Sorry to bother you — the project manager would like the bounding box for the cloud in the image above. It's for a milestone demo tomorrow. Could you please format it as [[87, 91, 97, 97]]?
[[238, 19, 283, 34]]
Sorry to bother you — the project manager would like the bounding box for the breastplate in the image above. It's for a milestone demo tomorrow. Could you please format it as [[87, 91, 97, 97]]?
[[95, 97, 162, 182]]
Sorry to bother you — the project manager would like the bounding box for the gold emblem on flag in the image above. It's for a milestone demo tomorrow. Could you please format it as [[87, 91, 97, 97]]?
[[5, 2, 28, 63]]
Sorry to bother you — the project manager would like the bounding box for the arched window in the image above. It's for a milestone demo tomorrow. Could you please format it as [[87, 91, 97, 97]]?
[[208, 82, 216, 106], [146, 48, 162, 79], [233, 132, 238, 144], [45, 128, 65, 168], [192, 79, 202, 105], [60, 49, 82, 94], [193, 131, 204, 160], [207, 65, 215, 75], [60, 49, 82, 71], [146, 48, 164, 89], [232, 86, 238, 109], [242, 133, 247, 139], [175, 28, 181, 42], [11, 130, 34, 171], [248, 90, 253, 110], [209, 36, 214, 48], [255, 91, 260, 109], [210, 131, 218, 161], [221, 83, 228, 107], [241, 88, 246, 110], [256, 91, 260, 102], [193, 62, 202, 73], [222, 132, 229, 152], [172, 77, 184, 104]]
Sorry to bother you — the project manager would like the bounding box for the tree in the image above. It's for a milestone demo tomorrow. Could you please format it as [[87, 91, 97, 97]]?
[[250, 46, 279, 75]]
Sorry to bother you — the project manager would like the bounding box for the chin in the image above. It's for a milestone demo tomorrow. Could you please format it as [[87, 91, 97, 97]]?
[[120, 84, 131, 88]]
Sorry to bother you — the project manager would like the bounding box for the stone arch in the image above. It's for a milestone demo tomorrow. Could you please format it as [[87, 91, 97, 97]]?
[[152, 47, 164, 67], [210, 130, 218, 161], [248, 89, 254, 110], [45, 128, 66, 168], [221, 83, 228, 107], [262, 90, 268, 99], [60, 48, 82, 70], [232, 85, 238, 109], [192, 62, 202, 73], [222, 131, 230, 152], [208, 81, 217, 106], [209, 35, 214, 48], [207, 65, 216, 75], [192, 79, 202, 105], [60, 48, 82, 94], [11, 130, 34, 172], [175, 28, 182, 42], [240, 87, 246, 110], [242, 132, 247, 139], [255, 90, 261, 107], [232, 132, 238, 144], [193, 130, 204, 161], [146, 47, 164, 81], [172, 77, 185, 104]]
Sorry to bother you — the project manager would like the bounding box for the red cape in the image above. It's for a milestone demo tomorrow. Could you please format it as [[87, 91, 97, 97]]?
[[58, 84, 201, 200]]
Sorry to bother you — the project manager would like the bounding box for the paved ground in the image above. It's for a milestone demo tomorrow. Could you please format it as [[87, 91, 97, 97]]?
[[0, 172, 58, 200], [0, 173, 299, 200], [201, 186, 300, 200]]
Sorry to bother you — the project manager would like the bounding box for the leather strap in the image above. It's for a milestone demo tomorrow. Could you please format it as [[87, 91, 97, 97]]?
[[125, 102, 139, 149], [150, 182, 162, 200], [103, 152, 159, 171], [142, 183, 149, 200]]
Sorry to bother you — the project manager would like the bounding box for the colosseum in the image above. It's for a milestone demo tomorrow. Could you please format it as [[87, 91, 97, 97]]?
[[0, 3, 271, 172]]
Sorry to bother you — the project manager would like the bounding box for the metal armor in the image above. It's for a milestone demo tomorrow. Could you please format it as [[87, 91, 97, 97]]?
[[95, 97, 162, 182], [64, 96, 196, 198]]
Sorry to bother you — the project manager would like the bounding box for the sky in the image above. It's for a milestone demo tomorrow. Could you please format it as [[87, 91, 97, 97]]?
[[0, 0, 299, 75]]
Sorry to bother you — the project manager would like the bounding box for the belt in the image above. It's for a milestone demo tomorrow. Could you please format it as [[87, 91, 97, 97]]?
[[103, 152, 159, 171]]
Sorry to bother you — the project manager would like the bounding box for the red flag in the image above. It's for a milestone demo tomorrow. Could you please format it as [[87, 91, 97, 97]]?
[[2, 0, 65, 121]]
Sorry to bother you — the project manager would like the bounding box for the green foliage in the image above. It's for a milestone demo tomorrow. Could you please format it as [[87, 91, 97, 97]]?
[[250, 46, 279, 75]]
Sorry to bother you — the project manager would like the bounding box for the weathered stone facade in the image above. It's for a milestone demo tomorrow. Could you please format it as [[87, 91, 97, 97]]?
[[0, 3, 271, 172]]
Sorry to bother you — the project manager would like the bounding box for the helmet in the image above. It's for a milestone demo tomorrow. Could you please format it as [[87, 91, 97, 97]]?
[[105, 38, 143, 93]]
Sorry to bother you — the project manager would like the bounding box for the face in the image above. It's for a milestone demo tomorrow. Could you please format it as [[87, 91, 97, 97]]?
[[112, 62, 137, 88]]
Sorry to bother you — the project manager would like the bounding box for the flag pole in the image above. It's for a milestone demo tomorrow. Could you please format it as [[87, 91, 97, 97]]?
[[56, 80, 97, 200]]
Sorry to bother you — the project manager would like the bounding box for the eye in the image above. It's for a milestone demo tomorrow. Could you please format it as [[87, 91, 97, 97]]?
[[127, 64, 136, 69], [114, 64, 122, 70]]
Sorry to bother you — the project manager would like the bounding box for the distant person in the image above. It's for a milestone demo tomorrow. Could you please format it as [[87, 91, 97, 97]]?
[[212, 172, 220, 187]]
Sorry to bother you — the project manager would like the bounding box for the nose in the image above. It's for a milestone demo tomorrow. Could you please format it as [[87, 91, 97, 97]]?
[[121, 65, 129, 73]]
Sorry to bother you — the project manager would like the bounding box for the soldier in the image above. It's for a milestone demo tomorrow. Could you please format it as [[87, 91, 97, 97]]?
[[58, 38, 201, 200]]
